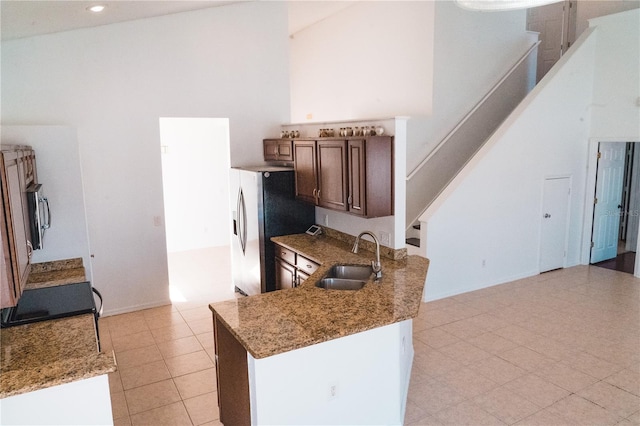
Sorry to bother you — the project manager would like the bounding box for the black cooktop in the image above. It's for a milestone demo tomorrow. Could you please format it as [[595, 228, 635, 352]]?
[[1, 281, 98, 328]]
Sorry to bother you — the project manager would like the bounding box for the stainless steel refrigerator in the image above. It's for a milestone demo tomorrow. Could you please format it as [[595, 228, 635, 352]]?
[[229, 166, 315, 296]]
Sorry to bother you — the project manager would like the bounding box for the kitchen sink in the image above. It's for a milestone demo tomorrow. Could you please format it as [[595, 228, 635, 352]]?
[[316, 278, 366, 290], [315, 264, 373, 290]]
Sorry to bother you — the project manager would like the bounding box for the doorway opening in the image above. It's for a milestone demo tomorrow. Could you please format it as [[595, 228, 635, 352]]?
[[590, 141, 639, 274], [159, 118, 235, 307]]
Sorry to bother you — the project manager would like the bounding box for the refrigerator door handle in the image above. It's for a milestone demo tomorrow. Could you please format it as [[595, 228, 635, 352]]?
[[237, 188, 247, 254], [41, 196, 51, 229]]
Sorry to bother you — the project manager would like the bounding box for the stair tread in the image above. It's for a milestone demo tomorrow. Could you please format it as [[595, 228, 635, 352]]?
[[406, 237, 420, 247]]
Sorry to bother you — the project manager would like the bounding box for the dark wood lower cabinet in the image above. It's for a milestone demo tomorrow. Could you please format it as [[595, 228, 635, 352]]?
[[213, 313, 251, 425]]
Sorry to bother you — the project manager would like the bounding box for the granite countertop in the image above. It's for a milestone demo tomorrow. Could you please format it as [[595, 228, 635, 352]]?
[[0, 258, 116, 399], [0, 314, 116, 398], [210, 233, 429, 359]]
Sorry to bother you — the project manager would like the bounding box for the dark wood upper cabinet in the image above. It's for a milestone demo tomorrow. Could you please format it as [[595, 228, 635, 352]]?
[[292, 136, 393, 218], [293, 140, 317, 204], [263, 139, 294, 162], [317, 140, 348, 212]]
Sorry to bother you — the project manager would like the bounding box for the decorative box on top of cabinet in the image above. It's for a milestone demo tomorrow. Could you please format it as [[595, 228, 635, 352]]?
[[1, 146, 37, 309], [292, 136, 393, 218]]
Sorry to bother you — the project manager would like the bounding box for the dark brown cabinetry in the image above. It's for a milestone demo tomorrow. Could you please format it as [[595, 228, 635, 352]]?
[[274, 243, 319, 289], [263, 139, 294, 162], [293, 136, 393, 218], [213, 312, 251, 425], [1, 146, 37, 309]]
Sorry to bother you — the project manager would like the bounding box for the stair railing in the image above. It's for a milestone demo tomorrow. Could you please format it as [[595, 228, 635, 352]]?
[[405, 40, 541, 233]]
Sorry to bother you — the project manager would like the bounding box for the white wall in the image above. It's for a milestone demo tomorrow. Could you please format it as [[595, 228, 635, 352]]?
[[159, 118, 231, 252], [0, 126, 93, 280], [575, 0, 640, 37], [1, 2, 291, 314], [406, 2, 532, 175], [421, 27, 597, 301], [289, 1, 434, 123], [421, 8, 640, 300]]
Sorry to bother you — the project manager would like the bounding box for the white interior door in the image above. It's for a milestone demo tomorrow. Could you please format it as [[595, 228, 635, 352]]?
[[625, 144, 639, 252], [591, 142, 626, 263], [540, 177, 571, 272]]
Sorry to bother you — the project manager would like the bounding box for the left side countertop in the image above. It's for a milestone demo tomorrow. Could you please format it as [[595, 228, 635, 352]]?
[[0, 314, 117, 398], [0, 258, 117, 399]]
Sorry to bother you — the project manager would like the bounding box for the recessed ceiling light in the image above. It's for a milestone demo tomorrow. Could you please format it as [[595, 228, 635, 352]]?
[[87, 5, 106, 13]]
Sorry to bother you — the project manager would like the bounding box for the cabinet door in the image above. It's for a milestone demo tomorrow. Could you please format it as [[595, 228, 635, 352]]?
[[317, 140, 347, 211], [293, 141, 317, 204], [263, 139, 279, 161], [348, 139, 367, 216], [276, 140, 293, 162], [275, 257, 296, 290], [1, 151, 32, 308], [362, 136, 394, 218], [213, 313, 250, 425]]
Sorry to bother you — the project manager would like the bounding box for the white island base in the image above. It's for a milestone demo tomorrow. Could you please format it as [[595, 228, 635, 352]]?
[[247, 319, 413, 425]]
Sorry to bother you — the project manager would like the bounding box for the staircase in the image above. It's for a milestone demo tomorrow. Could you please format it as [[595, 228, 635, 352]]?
[[405, 41, 540, 250]]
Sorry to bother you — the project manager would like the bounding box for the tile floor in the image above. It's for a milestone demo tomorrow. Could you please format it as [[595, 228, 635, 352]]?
[[102, 264, 639, 425]]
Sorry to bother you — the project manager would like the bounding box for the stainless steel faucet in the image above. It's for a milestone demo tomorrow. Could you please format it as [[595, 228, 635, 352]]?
[[352, 231, 382, 280]]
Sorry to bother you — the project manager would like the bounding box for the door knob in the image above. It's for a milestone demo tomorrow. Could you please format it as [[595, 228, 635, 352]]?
[[544, 213, 551, 218]]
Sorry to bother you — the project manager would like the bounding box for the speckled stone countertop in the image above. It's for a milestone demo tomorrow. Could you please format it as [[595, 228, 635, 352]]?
[[210, 233, 429, 359], [0, 314, 116, 398], [26, 257, 86, 289]]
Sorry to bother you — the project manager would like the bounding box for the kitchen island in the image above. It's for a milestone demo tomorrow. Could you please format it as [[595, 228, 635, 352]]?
[[210, 232, 429, 425]]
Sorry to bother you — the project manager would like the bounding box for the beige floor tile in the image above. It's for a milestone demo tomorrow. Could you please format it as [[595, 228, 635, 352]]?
[[174, 368, 217, 400], [196, 332, 215, 351], [124, 379, 182, 415], [157, 335, 204, 359], [439, 318, 487, 340], [109, 370, 124, 394], [112, 330, 157, 353], [414, 327, 461, 349], [566, 351, 625, 379], [494, 325, 542, 346], [605, 369, 640, 397], [433, 400, 506, 426], [513, 408, 571, 425], [472, 356, 527, 385], [165, 350, 214, 378], [113, 415, 132, 426], [178, 306, 212, 321], [523, 336, 579, 362], [498, 346, 554, 372], [406, 412, 444, 426], [184, 392, 219, 425], [151, 323, 194, 344], [130, 401, 192, 426], [404, 398, 431, 424], [535, 361, 600, 392], [144, 311, 188, 330], [413, 347, 463, 377], [468, 332, 520, 355], [120, 359, 171, 390], [473, 386, 541, 425], [407, 377, 466, 414], [626, 410, 640, 424], [115, 344, 163, 369], [546, 394, 622, 426], [578, 381, 640, 418], [435, 367, 498, 399], [109, 318, 150, 338], [186, 317, 213, 335], [465, 312, 510, 331], [422, 307, 462, 327], [439, 340, 492, 366], [503, 373, 570, 408], [111, 390, 129, 420]]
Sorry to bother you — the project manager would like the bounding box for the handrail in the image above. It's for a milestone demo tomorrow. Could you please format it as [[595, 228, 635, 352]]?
[[406, 40, 541, 181]]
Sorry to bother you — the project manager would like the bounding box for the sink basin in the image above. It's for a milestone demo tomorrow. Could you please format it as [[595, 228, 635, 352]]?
[[315, 264, 373, 290], [316, 278, 366, 290], [324, 264, 373, 280]]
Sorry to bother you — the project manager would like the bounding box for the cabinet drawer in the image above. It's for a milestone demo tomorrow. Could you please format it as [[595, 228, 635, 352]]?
[[296, 255, 319, 275], [275, 245, 296, 265]]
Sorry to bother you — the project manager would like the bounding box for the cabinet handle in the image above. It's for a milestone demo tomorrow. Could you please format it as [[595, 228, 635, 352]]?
[[26, 240, 33, 259]]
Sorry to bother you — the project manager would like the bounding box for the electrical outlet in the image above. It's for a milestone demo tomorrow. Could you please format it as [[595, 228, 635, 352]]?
[[328, 381, 338, 401], [380, 231, 390, 246]]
